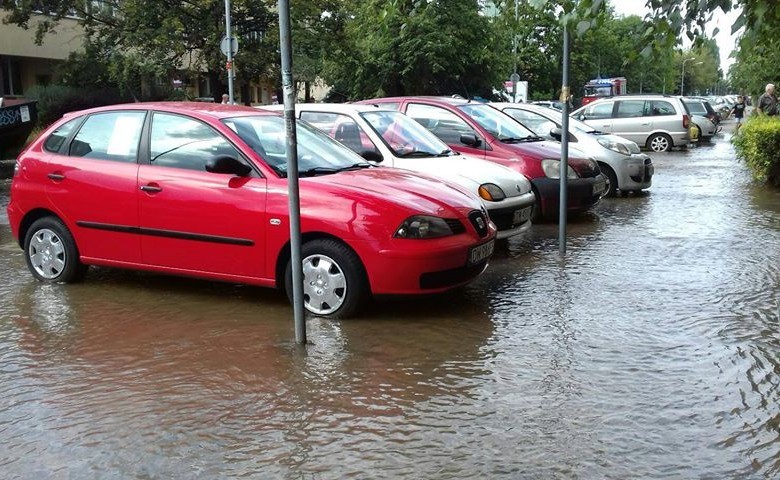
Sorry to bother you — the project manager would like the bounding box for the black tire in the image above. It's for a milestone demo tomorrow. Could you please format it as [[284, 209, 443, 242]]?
[[284, 239, 368, 319], [23, 217, 87, 283], [646, 133, 673, 152], [600, 164, 618, 197]]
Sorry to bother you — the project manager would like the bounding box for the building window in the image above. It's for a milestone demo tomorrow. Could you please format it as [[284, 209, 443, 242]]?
[[2, 58, 23, 96]]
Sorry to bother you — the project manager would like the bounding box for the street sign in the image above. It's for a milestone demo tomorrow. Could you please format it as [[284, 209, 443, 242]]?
[[220, 36, 239, 57]]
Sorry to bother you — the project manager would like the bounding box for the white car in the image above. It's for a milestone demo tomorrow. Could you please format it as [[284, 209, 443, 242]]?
[[491, 103, 653, 196], [691, 114, 719, 142], [263, 103, 536, 239]]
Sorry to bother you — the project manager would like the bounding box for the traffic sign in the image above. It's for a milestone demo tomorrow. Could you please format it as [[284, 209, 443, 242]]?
[[220, 36, 239, 57]]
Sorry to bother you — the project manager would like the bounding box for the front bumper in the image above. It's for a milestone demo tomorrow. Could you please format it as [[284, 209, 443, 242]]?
[[618, 154, 653, 191], [484, 191, 535, 240], [532, 174, 606, 218]]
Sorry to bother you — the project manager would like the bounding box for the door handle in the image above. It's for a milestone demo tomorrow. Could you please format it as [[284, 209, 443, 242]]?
[[140, 184, 162, 193], [47, 173, 65, 181]]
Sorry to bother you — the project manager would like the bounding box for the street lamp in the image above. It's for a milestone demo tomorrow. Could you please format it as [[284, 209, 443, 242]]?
[[680, 57, 703, 96]]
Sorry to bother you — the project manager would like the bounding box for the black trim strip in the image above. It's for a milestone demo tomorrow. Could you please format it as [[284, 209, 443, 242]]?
[[76, 221, 254, 246]]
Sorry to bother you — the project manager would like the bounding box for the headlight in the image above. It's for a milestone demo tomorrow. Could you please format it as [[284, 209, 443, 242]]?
[[478, 183, 506, 201], [541, 159, 578, 179], [597, 137, 631, 155], [394, 215, 455, 239]]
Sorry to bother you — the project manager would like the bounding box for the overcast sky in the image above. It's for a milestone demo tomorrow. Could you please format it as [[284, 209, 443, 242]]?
[[609, 0, 742, 74]]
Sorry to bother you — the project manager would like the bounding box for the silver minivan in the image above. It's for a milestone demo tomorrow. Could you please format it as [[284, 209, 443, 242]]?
[[571, 95, 694, 152]]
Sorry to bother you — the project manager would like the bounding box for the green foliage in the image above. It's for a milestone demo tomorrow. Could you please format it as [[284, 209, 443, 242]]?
[[732, 115, 780, 185], [24, 85, 131, 128]]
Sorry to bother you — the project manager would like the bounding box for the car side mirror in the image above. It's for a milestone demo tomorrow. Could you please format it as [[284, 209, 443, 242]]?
[[460, 133, 482, 147], [550, 127, 563, 141], [360, 150, 383, 162], [206, 155, 252, 176]]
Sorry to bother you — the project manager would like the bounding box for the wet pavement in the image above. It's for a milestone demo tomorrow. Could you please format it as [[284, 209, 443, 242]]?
[[1, 128, 780, 479]]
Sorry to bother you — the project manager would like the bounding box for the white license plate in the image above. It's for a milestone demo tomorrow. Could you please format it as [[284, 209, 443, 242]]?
[[513, 206, 532, 225], [468, 239, 495, 265], [593, 179, 607, 196]]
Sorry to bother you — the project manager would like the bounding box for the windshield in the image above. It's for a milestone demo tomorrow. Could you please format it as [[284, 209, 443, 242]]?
[[222, 115, 367, 176], [458, 103, 539, 142], [361, 110, 453, 157]]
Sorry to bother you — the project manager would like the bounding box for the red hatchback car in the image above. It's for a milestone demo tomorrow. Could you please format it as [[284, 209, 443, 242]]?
[[357, 97, 606, 219], [7, 103, 496, 318]]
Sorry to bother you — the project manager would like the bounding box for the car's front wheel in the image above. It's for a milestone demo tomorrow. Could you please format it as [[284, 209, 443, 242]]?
[[285, 239, 368, 318], [600, 164, 618, 197], [647, 133, 672, 152], [23, 217, 87, 283]]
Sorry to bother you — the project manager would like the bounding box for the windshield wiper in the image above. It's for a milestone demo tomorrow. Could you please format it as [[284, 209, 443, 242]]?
[[298, 162, 372, 177], [501, 135, 544, 143], [437, 148, 453, 156], [398, 150, 439, 157]]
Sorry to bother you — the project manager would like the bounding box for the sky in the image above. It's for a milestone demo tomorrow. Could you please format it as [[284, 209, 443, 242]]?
[[610, 0, 742, 74]]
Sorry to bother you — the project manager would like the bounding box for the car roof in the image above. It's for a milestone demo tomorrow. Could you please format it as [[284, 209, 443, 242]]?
[[363, 96, 480, 107], [260, 103, 396, 114], [64, 101, 271, 120]]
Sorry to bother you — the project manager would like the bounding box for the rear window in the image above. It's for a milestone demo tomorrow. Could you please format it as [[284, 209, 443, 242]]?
[[43, 117, 82, 153], [684, 102, 707, 115]]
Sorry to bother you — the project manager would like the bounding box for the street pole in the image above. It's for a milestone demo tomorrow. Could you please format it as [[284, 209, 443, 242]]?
[[278, 0, 306, 344], [512, 0, 518, 102], [681, 57, 695, 96], [559, 23, 570, 256], [224, 0, 235, 104]]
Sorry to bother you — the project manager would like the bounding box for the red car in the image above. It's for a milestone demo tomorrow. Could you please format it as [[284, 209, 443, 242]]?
[[7, 103, 496, 318], [356, 97, 606, 219]]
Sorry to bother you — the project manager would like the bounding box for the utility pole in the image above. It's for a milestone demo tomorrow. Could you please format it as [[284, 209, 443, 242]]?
[[224, 0, 235, 104], [559, 24, 570, 256]]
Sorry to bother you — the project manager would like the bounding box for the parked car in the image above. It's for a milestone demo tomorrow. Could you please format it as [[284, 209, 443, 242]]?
[[264, 103, 535, 239], [690, 114, 719, 142], [356, 96, 606, 220], [7, 102, 497, 318], [530, 100, 565, 111], [683, 97, 721, 125], [571, 94, 694, 152], [492, 102, 653, 197]]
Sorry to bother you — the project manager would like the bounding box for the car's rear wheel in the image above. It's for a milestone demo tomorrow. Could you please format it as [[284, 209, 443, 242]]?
[[24, 217, 87, 283], [600, 164, 618, 197], [285, 239, 368, 318], [647, 133, 672, 152]]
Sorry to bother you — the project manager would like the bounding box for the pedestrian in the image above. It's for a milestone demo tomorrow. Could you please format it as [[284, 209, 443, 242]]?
[[732, 95, 746, 130], [756, 83, 777, 116], [221, 93, 229, 105]]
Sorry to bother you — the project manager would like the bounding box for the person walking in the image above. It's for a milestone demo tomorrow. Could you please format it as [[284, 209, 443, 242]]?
[[756, 84, 778, 116], [732, 95, 747, 131]]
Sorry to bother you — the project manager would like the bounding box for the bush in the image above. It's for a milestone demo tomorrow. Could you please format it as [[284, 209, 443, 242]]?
[[24, 85, 132, 129], [732, 115, 780, 186]]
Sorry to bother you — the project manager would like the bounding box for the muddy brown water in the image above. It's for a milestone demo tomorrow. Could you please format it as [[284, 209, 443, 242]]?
[[1, 133, 779, 478]]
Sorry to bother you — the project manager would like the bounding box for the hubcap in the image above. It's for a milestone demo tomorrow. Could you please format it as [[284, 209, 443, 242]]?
[[29, 228, 66, 279], [301, 254, 347, 315], [651, 136, 669, 152]]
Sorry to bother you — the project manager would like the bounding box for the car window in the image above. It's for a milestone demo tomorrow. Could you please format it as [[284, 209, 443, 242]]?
[[584, 102, 614, 119], [650, 101, 677, 116], [503, 108, 556, 136], [361, 110, 452, 157], [69, 111, 145, 163], [150, 113, 241, 171], [44, 117, 82, 153], [459, 103, 537, 141], [615, 100, 648, 118], [684, 102, 706, 115], [406, 103, 478, 145], [299, 111, 380, 156]]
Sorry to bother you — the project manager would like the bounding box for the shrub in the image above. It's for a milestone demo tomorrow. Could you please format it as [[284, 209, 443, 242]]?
[[732, 115, 780, 186], [24, 85, 132, 129]]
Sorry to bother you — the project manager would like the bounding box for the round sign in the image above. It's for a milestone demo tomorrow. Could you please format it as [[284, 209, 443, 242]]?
[[220, 36, 239, 57]]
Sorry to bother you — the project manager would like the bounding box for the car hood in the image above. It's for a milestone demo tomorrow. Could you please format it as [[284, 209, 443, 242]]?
[[499, 139, 590, 161], [302, 166, 482, 216], [394, 154, 532, 198]]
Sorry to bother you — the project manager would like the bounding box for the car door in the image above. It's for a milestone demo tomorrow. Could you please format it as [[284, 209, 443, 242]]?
[[610, 100, 651, 144], [404, 103, 488, 159], [578, 101, 615, 134], [137, 111, 267, 278], [43, 110, 146, 264]]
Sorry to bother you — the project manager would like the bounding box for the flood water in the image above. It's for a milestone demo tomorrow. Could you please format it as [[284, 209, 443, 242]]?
[[1, 131, 779, 479]]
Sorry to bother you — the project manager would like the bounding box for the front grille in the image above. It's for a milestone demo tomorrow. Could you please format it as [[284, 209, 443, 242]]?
[[420, 260, 489, 289], [467, 210, 489, 237], [490, 211, 515, 231], [444, 218, 466, 235], [631, 159, 654, 182]]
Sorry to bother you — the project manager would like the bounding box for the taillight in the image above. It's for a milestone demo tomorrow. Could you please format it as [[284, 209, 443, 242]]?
[[683, 114, 690, 129]]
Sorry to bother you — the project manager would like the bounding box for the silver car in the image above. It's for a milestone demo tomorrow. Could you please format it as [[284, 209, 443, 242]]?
[[571, 95, 694, 152], [492, 103, 653, 196]]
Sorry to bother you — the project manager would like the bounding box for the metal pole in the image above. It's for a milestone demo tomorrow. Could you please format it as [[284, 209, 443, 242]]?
[[278, 0, 306, 344], [559, 24, 569, 256], [511, 0, 518, 102], [224, 0, 235, 104]]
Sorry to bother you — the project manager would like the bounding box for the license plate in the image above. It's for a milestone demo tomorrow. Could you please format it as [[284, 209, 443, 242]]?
[[513, 206, 532, 225], [468, 239, 495, 265], [593, 179, 607, 196]]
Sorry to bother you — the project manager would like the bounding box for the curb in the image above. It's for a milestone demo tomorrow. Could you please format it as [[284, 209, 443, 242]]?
[[1, 160, 15, 179]]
